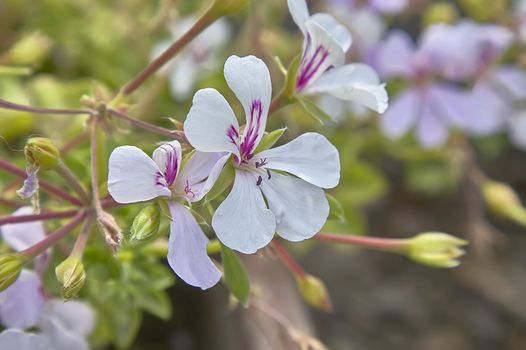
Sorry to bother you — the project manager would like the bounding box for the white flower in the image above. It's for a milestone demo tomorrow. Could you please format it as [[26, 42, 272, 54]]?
[[288, 0, 388, 113], [184, 55, 341, 254], [108, 141, 225, 289], [152, 17, 230, 100]]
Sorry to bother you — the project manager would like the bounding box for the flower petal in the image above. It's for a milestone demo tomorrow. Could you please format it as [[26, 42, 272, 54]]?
[[260, 171, 329, 242], [309, 13, 352, 52], [184, 88, 241, 158], [224, 55, 271, 158], [416, 101, 448, 148], [152, 141, 182, 187], [169, 58, 198, 100], [167, 203, 221, 290], [296, 20, 346, 92], [255, 132, 340, 189], [39, 300, 93, 350], [305, 63, 388, 113], [1, 207, 46, 252], [287, 0, 310, 34], [0, 329, 50, 350], [176, 153, 230, 202], [212, 170, 276, 254], [380, 88, 419, 139], [371, 30, 415, 79], [491, 66, 526, 100], [108, 146, 171, 204], [0, 270, 45, 329]]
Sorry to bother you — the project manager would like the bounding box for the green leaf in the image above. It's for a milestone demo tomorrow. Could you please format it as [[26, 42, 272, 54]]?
[[253, 127, 287, 154], [327, 194, 345, 223], [220, 243, 250, 304], [298, 98, 334, 124], [205, 161, 234, 203], [284, 54, 302, 98], [131, 288, 172, 321]]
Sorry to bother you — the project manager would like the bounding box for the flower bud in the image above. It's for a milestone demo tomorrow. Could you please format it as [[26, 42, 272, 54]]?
[[482, 181, 526, 226], [2, 31, 52, 65], [209, 0, 249, 18], [55, 257, 86, 299], [24, 137, 60, 170], [0, 255, 23, 292], [130, 204, 161, 242], [422, 2, 458, 27], [296, 274, 333, 312], [407, 232, 468, 268]]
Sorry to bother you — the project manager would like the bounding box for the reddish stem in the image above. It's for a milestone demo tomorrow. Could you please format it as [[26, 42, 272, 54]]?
[[0, 98, 90, 115], [19, 211, 86, 258], [121, 9, 214, 95], [71, 214, 94, 257], [0, 158, 83, 206], [271, 240, 307, 278], [108, 108, 185, 141], [313, 232, 409, 252], [60, 131, 89, 155], [0, 209, 78, 225]]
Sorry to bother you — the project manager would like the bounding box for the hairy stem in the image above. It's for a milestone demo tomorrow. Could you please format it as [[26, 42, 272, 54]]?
[[121, 7, 215, 95], [271, 240, 307, 278], [313, 232, 408, 252], [108, 108, 185, 141], [56, 162, 91, 204], [268, 89, 287, 117], [0, 98, 90, 115], [0, 158, 83, 206], [0, 208, 78, 225], [19, 211, 86, 258], [71, 214, 94, 257]]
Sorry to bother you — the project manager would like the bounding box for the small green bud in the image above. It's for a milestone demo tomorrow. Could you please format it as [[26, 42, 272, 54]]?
[[296, 274, 333, 312], [209, 0, 249, 18], [0, 255, 23, 292], [130, 204, 161, 242], [407, 233, 468, 268], [55, 257, 86, 299], [24, 137, 60, 170], [422, 2, 458, 27], [482, 181, 526, 226], [2, 31, 52, 65]]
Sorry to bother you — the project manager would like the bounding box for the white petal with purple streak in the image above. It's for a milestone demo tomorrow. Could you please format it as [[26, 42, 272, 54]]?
[[152, 141, 182, 187], [167, 202, 221, 290], [288, 0, 310, 34], [184, 88, 241, 158], [108, 146, 171, 204], [310, 13, 352, 52]]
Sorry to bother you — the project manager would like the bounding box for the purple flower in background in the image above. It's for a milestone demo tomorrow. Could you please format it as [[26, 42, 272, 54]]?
[[108, 140, 225, 289], [0, 216, 94, 350], [288, 0, 388, 114], [184, 55, 341, 254], [373, 29, 470, 148]]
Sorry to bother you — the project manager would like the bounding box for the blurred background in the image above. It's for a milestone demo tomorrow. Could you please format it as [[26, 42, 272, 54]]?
[[1, 0, 526, 349]]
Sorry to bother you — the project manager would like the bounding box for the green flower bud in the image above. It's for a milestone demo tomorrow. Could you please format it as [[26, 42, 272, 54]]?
[[296, 274, 333, 312], [482, 181, 526, 226], [407, 233, 468, 268], [422, 2, 458, 27], [130, 204, 161, 242], [2, 31, 52, 65], [55, 257, 86, 299], [25, 137, 60, 170], [0, 255, 23, 292], [209, 0, 250, 18]]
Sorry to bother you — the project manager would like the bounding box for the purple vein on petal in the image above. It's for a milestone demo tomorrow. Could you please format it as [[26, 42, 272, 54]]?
[[239, 99, 263, 161], [296, 34, 330, 92]]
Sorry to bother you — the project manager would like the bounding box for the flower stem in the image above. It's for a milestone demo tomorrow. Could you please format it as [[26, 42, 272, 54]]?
[[90, 117, 104, 216], [19, 211, 86, 258], [0, 209, 78, 225], [108, 108, 185, 141], [60, 131, 89, 155], [0, 98, 90, 115], [313, 232, 409, 253], [0, 158, 83, 206], [271, 240, 307, 278], [268, 89, 287, 117], [70, 214, 94, 258], [56, 162, 91, 204], [121, 7, 215, 95]]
